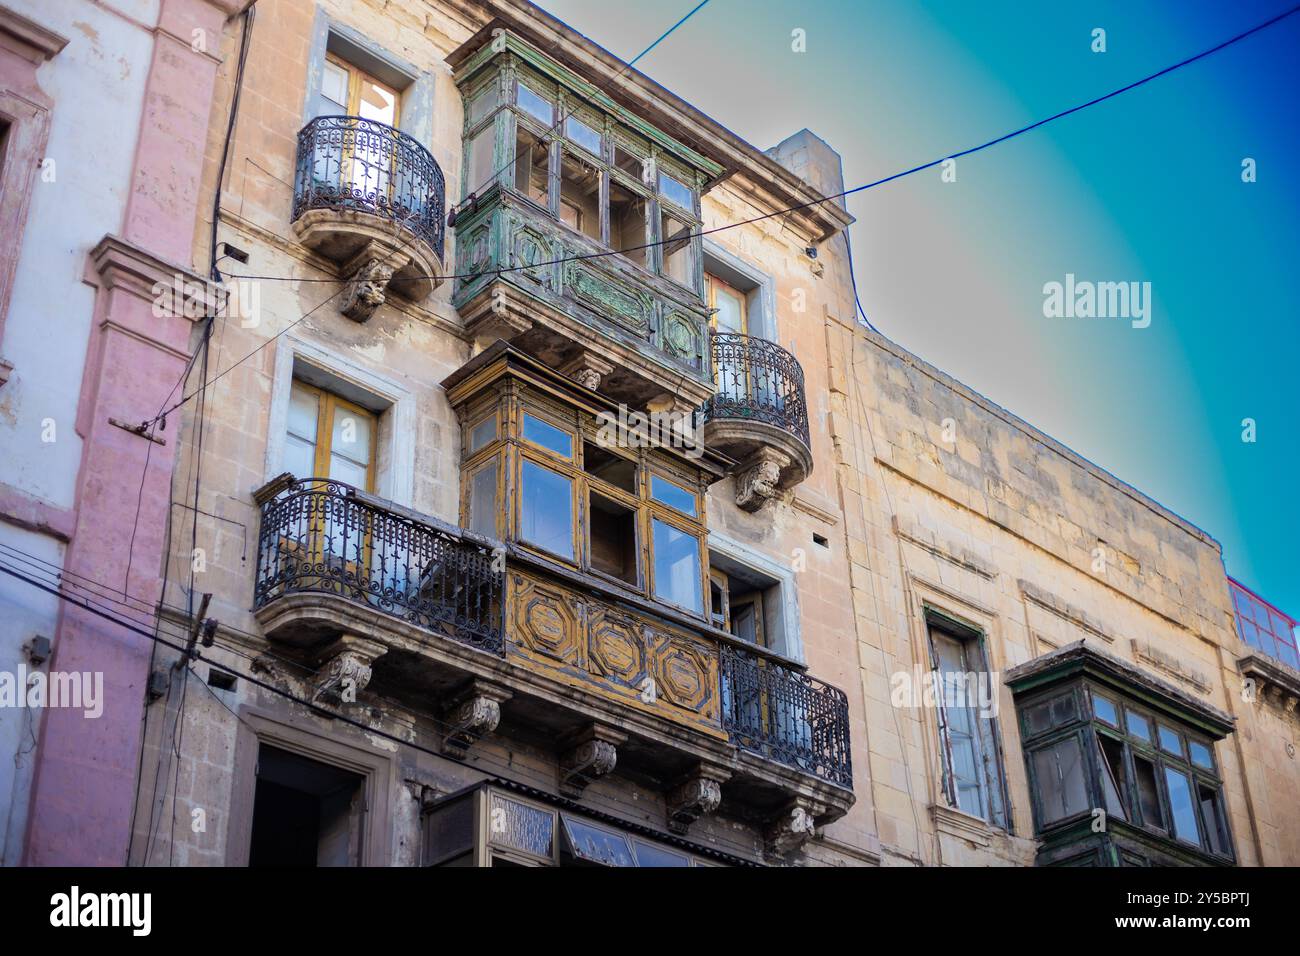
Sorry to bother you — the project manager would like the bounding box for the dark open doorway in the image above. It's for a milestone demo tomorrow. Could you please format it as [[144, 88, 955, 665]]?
[[248, 745, 365, 866]]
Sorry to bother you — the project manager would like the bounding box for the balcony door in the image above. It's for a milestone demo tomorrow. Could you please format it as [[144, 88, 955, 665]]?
[[320, 54, 401, 209], [707, 274, 748, 404], [284, 381, 378, 597]]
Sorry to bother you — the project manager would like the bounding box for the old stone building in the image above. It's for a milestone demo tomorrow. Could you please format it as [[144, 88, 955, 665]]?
[[2, 0, 1296, 867]]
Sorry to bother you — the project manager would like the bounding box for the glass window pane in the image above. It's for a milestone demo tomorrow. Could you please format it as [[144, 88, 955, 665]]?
[[1134, 755, 1164, 828], [1097, 736, 1129, 821], [468, 125, 496, 194], [558, 150, 600, 241], [712, 283, 745, 334], [468, 85, 498, 125], [650, 475, 696, 516], [1188, 739, 1214, 770], [658, 171, 694, 210], [1032, 736, 1087, 825], [1198, 785, 1230, 856], [284, 434, 316, 479], [652, 519, 702, 613], [1164, 767, 1201, 844], [327, 453, 367, 488], [1125, 710, 1151, 742], [609, 179, 648, 267], [469, 416, 497, 454], [660, 210, 695, 288], [1158, 724, 1183, 757], [565, 116, 601, 155], [561, 815, 634, 867], [1092, 692, 1118, 726], [522, 412, 573, 458], [288, 383, 320, 440], [516, 83, 552, 124], [321, 60, 349, 110], [331, 407, 372, 466], [520, 461, 573, 560], [488, 793, 553, 859], [468, 459, 498, 538], [632, 840, 690, 867]]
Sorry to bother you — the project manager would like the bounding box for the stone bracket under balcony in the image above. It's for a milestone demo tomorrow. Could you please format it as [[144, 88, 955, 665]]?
[[702, 333, 814, 511], [291, 115, 447, 315]]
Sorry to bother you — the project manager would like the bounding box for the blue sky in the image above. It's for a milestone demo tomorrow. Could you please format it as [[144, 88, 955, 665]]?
[[538, 0, 1300, 614]]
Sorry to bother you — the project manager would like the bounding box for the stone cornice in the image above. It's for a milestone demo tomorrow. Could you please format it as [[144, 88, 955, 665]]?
[[84, 234, 216, 318], [0, 4, 69, 64]]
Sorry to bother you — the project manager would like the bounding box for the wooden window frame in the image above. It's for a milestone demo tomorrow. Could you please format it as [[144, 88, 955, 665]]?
[[325, 51, 402, 122], [291, 380, 378, 491]]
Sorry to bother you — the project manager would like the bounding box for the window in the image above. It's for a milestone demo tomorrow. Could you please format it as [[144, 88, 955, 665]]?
[[608, 178, 648, 266], [1032, 736, 1088, 825], [583, 441, 636, 494], [1097, 734, 1129, 821], [1163, 766, 1200, 845], [589, 491, 637, 585], [457, 388, 710, 616], [1229, 579, 1299, 669], [613, 144, 643, 179], [514, 125, 549, 205], [649, 474, 697, 517], [516, 82, 553, 125], [927, 614, 1008, 828], [520, 460, 574, 560], [466, 459, 499, 538], [1092, 692, 1119, 726], [1133, 755, 1164, 829], [318, 54, 401, 124], [658, 170, 694, 211], [565, 115, 602, 155], [285, 380, 377, 490], [652, 518, 703, 614], [558, 149, 601, 241], [478, 81, 702, 289], [522, 411, 573, 457], [660, 209, 695, 289], [1016, 681, 1234, 859]]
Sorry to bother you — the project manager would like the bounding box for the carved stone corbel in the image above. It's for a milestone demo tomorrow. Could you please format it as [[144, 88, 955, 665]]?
[[559, 724, 626, 798], [441, 680, 512, 758], [560, 352, 615, 391], [765, 800, 822, 859], [338, 241, 410, 322], [666, 764, 730, 834], [311, 635, 388, 706], [734, 447, 791, 512]]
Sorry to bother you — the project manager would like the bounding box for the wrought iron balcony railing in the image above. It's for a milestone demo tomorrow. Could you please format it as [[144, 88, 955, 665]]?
[[702, 333, 810, 448], [254, 478, 502, 653], [292, 115, 446, 259], [720, 644, 853, 788]]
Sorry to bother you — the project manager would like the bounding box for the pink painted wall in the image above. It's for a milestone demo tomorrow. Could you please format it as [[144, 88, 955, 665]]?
[[22, 0, 246, 866]]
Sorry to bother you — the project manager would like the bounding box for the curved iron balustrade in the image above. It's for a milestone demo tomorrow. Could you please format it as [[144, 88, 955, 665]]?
[[292, 115, 446, 259], [254, 478, 502, 653], [703, 333, 811, 448], [720, 644, 853, 788]]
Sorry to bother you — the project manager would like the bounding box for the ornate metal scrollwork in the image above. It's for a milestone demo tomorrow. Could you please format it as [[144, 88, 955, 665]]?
[[292, 115, 446, 259], [720, 644, 853, 789], [253, 477, 504, 654], [702, 332, 811, 447]]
